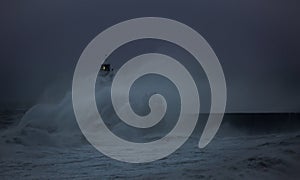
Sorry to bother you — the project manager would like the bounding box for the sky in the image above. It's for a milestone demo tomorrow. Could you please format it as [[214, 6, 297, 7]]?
[[0, 0, 299, 112]]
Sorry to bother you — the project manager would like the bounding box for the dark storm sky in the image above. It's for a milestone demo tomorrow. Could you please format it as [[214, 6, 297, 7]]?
[[0, 0, 299, 112]]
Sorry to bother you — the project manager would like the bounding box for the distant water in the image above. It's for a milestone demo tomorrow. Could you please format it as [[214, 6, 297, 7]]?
[[0, 108, 27, 129]]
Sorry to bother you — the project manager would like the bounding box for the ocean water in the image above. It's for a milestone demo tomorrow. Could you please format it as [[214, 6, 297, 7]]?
[[1, 73, 299, 179]]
